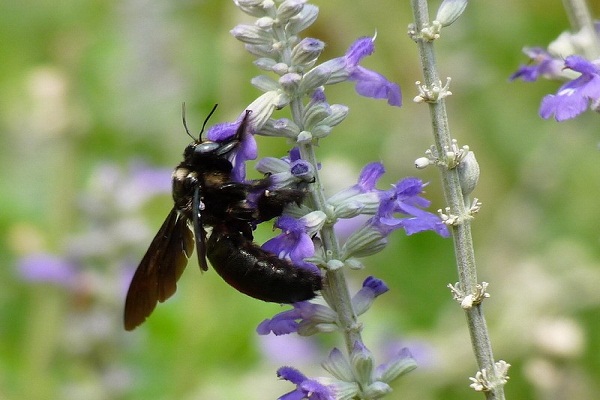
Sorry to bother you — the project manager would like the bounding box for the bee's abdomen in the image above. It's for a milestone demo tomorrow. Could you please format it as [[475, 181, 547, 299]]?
[[207, 224, 322, 303]]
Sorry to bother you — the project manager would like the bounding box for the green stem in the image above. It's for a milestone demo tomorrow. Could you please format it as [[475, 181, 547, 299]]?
[[410, 0, 506, 398]]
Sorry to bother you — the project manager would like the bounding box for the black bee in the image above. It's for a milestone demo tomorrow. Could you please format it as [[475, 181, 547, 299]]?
[[124, 105, 322, 330]]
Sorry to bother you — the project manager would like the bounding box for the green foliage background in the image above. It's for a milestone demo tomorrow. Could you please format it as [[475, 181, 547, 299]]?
[[1, 1, 600, 399]]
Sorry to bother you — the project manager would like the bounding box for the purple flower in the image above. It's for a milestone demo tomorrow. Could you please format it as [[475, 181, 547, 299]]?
[[510, 47, 564, 82], [277, 366, 335, 400], [361, 276, 389, 297], [258, 334, 321, 365], [256, 301, 336, 336], [206, 111, 258, 181], [344, 37, 402, 106], [17, 253, 77, 288], [352, 276, 389, 316], [308, 38, 401, 106], [262, 215, 319, 273], [373, 347, 418, 383], [256, 148, 314, 189], [539, 55, 600, 121], [328, 162, 385, 218], [373, 177, 449, 237], [257, 306, 304, 336]]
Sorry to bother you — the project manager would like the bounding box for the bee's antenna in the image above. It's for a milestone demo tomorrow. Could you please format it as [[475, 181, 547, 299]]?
[[199, 104, 219, 139], [181, 103, 219, 141], [181, 102, 195, 141]]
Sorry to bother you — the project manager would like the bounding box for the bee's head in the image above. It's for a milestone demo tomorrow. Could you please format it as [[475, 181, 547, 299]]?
[[183, 136, 240, 162], [181, 104, 252, 179]]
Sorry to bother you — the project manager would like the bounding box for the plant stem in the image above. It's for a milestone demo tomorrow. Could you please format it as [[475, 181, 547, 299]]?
[[410, 0, 506, 398], [297, 117, 363, 356], [562, 0, 600, 59], [272, 16, 363, 358]]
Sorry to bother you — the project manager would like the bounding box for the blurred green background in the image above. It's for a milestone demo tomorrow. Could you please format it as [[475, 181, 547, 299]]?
[[2, 0, 600, 399]]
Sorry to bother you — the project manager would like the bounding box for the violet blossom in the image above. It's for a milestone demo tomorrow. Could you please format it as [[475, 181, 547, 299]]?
[[539, 55, 600, 121]]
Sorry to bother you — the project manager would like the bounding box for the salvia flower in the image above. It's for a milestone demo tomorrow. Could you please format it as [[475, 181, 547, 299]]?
[[257, 275, 389, 337], [277, 366, 336, 400], [262, 213, 326, 273], [510, 47, 565, 82], [341, 177, 448, 259], [344, 36, 402, 107], [305, 37, 402, 106], [328, 162, 385, 219], [206, 111, 258, 181], [377, 178, 449, 236], [257, 300, 338, 336], [228, 1, 443, 397], [320, 343, 417, 399], [539, 55, 600, 121], [256, 148, 315, 189], [352, 276, 389, 316]]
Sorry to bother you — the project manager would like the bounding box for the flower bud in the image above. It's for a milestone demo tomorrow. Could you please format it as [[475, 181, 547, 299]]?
[[296, 130, 313, 143], [320, 104, 349, 127], [230, 24, 271, 45], [287, 4, 319, 34], [322, 348, 354, 381], [235, 0, 271, 18], [457, 151, 479, 196], [291, 38, 325, 67], [256, 117, 300, 138], [251, 75, 280, 92], [363, 381, 392, 399], [415, 156, 431, 169], [351, 341, 374, 386], [253, 57, 277, 72], [374, 348, 417, 383], [279, 72, 302, 91], [277, 0, 306, 21], [435, 0, 468, 27]]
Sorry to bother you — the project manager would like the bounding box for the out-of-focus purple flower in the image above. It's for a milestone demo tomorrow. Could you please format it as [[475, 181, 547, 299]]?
[[17, 253, 77, 288], [344, 37, 402, 107], [262, 215, 321, 272], [258, 333, 321, 365], [373, 347, 418, 383], [206, 111, 258, 181], [380, 338, 437, 369], [277, 366, 335, 400], [539, 55, 600, 121], [510, 47, 564, 82], [374, 177, 449, 237]]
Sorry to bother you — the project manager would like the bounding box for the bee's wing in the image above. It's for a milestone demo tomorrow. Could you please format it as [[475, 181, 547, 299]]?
[[193, 185, 209, 271], [124, 208, 194, 330]]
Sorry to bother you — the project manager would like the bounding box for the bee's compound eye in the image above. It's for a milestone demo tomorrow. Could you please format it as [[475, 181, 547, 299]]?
[[194, 142, 221, 155]]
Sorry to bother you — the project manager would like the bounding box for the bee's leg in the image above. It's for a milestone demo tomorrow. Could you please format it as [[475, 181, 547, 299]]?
[[256, 188, 306, 221]]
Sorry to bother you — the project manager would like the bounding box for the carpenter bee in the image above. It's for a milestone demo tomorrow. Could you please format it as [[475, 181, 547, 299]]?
[[124, 105, 322, 330]]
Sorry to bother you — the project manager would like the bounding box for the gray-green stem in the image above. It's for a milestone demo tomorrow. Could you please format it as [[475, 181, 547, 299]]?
[[271, 13, 363, 359], [294, 109, 363, 357], [562, 0, 600, 59], [410, 0, 506, 399]]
